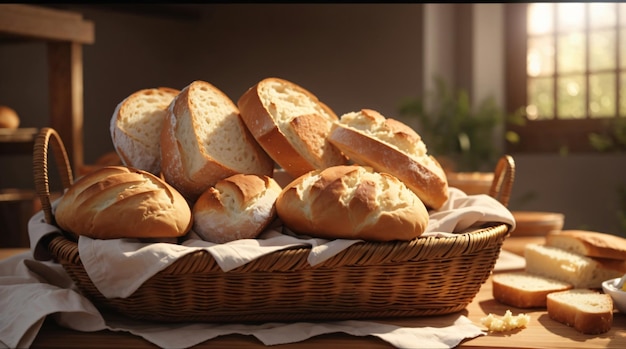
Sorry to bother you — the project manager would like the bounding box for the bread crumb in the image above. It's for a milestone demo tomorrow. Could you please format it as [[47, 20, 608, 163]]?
[[480, 310, 530, 332]]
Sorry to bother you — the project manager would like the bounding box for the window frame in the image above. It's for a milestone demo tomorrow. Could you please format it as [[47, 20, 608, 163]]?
[[505, 3, 623, 154]]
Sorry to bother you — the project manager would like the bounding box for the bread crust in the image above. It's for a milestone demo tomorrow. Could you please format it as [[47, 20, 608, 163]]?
[[55, 166, 192, 239], [546, 230, 626, 260], [275, 165, 429, 241], [161, 80, 274, 201], [328, 109, 448, 209], [193, 174, 281, 243], [546, 289, 613, 334], [492, 271, 572, 308], [237, 77, 347, 178]]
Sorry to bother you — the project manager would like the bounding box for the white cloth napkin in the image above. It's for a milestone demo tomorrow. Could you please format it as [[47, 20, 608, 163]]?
[[0, 187, 513, 348]]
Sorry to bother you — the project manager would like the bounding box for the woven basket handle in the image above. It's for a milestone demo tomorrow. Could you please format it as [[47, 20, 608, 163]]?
[[32, 127, 74, 225], [488, 155, 515, 207]]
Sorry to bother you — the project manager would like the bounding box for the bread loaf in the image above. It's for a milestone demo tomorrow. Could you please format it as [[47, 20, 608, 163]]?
[[546, 289, 613, 334], [275, 165, 429, 241], [546, 230, 626, 260], [110, 87, 179, 175], [328, 109, 448, 209], [193, 174, 282, 243], [55, 166, 192, 240], [0, 105, 19, 129], [160, 80, 274, 201], [524, 243, 626, 288], [492, 271, 572, 308], [237, 77, 348, 178]]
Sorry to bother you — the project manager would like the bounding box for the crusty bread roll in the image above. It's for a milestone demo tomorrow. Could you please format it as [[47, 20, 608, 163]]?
[[547, 289, 613, 334], [160, 80, 274, 201], [110, 87, 179, 175], [237, 77, 348, 178], [0, 105, 20, 129], [276, 165, 429, 241], [328, 109, 448, 210], [546, 230, 626, 260], [492, 271, 572, 308], [524, 243, 626, 289], [193, 174, 282, 243], [55, 166, 192, 240]]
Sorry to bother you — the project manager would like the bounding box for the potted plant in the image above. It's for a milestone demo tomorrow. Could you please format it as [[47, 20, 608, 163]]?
[[398, 76, 508, 194]]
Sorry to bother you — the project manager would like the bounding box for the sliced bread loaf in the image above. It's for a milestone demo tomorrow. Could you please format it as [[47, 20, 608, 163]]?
[[524, 243, 626, 289], [546, 289, 613, 334], [492, 271, 572, 308], [546, 230, 626, 260], [328, 108, 448, 209], [160, 80, 274, 201], [237, 77, 348, 178], [110, 87, 179, 175]]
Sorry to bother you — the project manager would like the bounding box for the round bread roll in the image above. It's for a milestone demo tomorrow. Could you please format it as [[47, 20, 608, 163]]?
[[55, 166, 192, 240], [193, 174, 282, 243], [0, 105, 20, 129], [110, 87, 179, 176], [276, 165, 429, 242], [328, 109, 449, 209]]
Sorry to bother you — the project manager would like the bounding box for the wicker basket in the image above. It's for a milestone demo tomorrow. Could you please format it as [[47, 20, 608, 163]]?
[[33, 127, 515, 323]]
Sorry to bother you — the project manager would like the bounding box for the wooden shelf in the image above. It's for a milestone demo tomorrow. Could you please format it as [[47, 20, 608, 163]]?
[[0, 4, 94, 172]]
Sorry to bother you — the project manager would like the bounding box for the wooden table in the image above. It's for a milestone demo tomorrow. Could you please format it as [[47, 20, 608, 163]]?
[[2, 237, 625, 348]]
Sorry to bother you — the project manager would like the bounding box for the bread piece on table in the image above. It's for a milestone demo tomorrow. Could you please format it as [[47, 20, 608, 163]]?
[[0, 105, 20, 129], [524, 243, 626, 289], [237, 77, 347, 178], [193, 174, 282, 243], [55, 166, 192, 240], [161, 80, 274, 201], [546, 289, 613, 334], [276, 165, 429, 242], [492, 271, 572, 308], [328, 109, 448, 210], [546, 230, 626, 260], [110, 87, 179, 175]]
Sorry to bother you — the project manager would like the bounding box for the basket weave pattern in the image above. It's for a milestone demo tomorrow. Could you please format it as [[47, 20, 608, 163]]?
[[33, 127, 514, 323]]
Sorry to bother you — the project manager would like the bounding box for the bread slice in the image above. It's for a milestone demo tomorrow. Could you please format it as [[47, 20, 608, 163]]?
[[110, 87, 179, 175], [524, 243, 626, 289], [492, 271, 573, 308], [237, 77, 348, 178], [328, 109, 448, 209], [546, 230, 626, 260], [546, 289, 613, 334], [160, 80, 274, 201]]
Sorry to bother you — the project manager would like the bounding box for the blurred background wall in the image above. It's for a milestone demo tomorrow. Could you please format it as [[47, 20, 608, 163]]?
[[1, 3, 624, 237]]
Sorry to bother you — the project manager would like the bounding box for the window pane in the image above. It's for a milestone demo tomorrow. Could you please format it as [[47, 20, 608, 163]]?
[[528, 36, 555, 76], [621, 3, 626, 26], [589, 30, 616, 71], [589, 73, 615, 118], [621, 73, 626, 117], [589, 3, 616, 29], [557, 32, 585, 73], [621, 28, 626, 68], [557, 3, 585, 32], [528, 3, 554, 35], [528, 77, 554, 120], [557, 75, 586, 119]]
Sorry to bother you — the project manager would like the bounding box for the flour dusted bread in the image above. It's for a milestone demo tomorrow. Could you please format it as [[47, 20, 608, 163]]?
[[546, 230, 626, 260], [55, 166, 192, 240], [546, 289, 613, 334], [193, 174, 282, 243], [328, 109, 448, 209], [492, 271, 572, 308], [237, 77, 347, 178], [161, 80, 274, 201], [110, 87, 179, 175], [276, 165, 429, 241], [524, 243, 626, 288]]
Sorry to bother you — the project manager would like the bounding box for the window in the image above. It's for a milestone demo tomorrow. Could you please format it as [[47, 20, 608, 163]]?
[[505, 3, 626, 153]]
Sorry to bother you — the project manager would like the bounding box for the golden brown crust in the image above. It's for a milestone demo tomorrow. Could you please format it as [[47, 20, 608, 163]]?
[[237, 77, 347, 178], [55, 166, 192, 239], [546, 230, 626, 260], [275, 165, 429, 241], [328, 110, 448, 209]]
